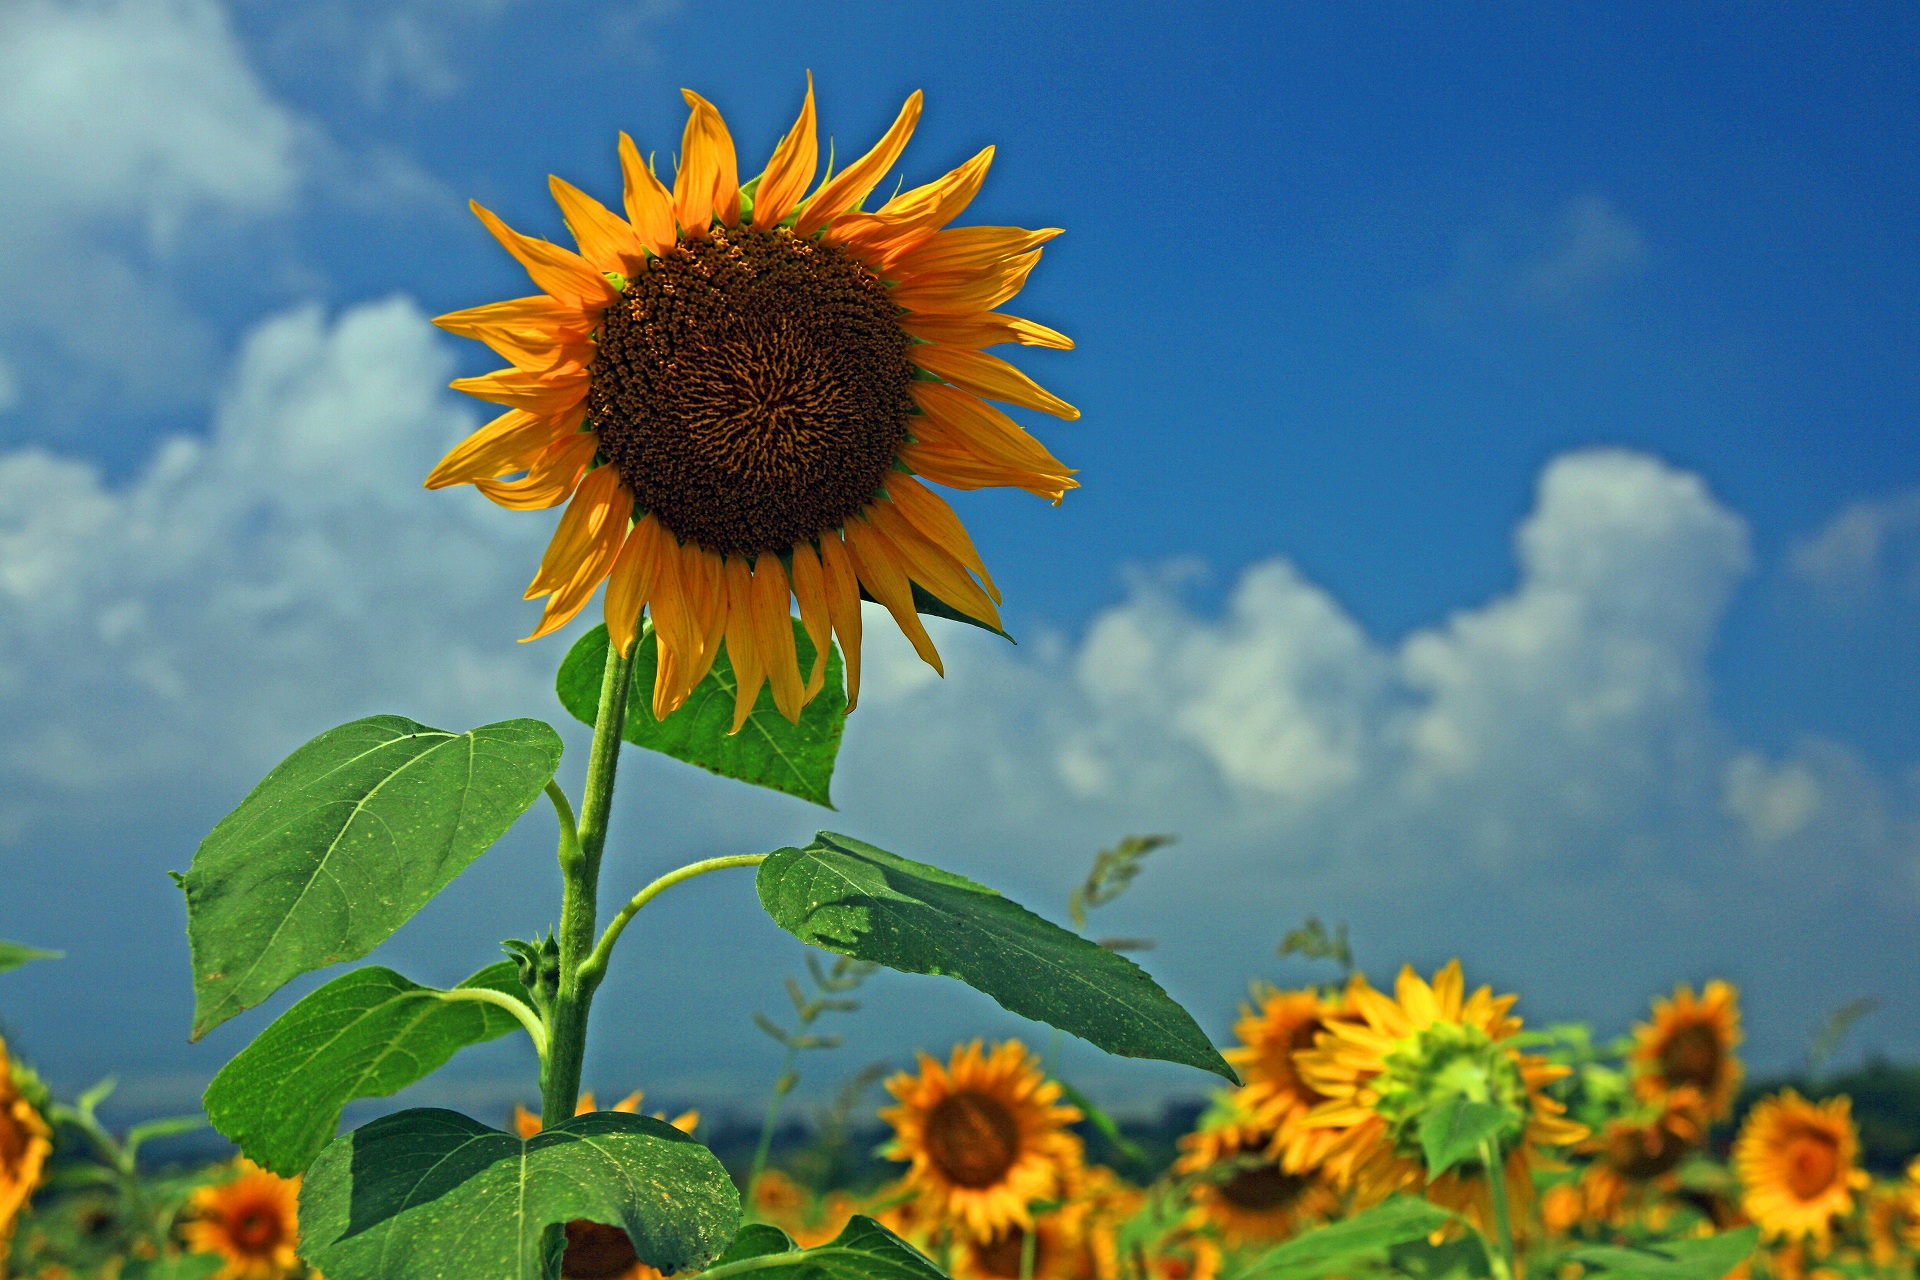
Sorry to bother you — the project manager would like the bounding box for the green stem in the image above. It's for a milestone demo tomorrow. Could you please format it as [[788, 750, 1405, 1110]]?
[[1020, 1218, 1038, 1280], [541, 637, 636, 1127], [1479, 1138, 1517, 1280], [579, 854, 768, 988], [546, 779, 581, 871], [438, 988, 549, 1062], [746, 1046, 800, 1207]]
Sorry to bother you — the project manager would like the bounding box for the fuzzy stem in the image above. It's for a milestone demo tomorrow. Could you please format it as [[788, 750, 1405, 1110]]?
[[1479, 1138, 1518, 1280], [579, 854, 767, 988]]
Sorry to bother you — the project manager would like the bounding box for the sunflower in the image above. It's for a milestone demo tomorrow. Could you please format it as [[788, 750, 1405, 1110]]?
[[1573, 1086, 1707, 1225], [1174, 1097, 1337, 1244], [431, 80, 1076, 728], [1631, 981, 1744, 1121], [951, 1206, 1097, 1280], [881, 1040, 1083, 1239], [1225, 985, 1346, 1172], [1733, 1090, 1867, 1246], [1138, 1234, 1223, 1280], [1, 1036, 53, 1264], [1295, 961, 1588, 1237], [1863, 1175, 1920, 1267], [182, 1160, 302, 1280]]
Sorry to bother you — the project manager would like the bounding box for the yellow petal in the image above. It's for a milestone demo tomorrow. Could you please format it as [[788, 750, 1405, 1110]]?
[[474, 432, 598, 510], [863, 499, 1000, 631], [891, 226, 1061, 278], [827, 146, 993, 262], [899, 310, 1073, 351], [549, 175, 648, 277], [912, 344, 1079, 419], [793, 91, 923, 237], [753, 73, 817, 229], [450, 364, 589, 413], [890, 251, 1044, 315], [817, 532, 864, 711], [469, 200, 618, 311], [618, 131, 678, 254], [898, 440, 1076, 503], [604, 513, 668, 657], [722, 557, 766, 732], [426, 404, 585, 489], [910, 382, 1075, 476], [522, 469, 633, 641], [788, 541, 833, 700], [434, 295, 593, 371], [675, 89, 741, 236], [750, 555, 804, 724], [842, 515, 942, 676], [526, 464, 630, 598], [884, 473, 999, 601]]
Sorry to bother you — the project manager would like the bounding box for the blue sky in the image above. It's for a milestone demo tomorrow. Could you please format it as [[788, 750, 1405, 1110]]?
[[2, 0, 1918, 1122]]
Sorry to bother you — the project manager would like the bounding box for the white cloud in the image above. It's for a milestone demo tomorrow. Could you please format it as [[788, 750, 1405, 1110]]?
[[1788, 487, 1920, 603], [1724, 752, 1821, 844], [248, 0, 526, 108], [1423, 195, 1648, 322]]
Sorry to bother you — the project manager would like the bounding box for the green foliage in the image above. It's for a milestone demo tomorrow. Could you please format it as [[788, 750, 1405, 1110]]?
[[1568, 1227, 1759, 1280], [0, 939, 61, 972], [299, 1108, 740, 1280], [756, 831, 1235, 1081], [1278, 916, 1353, 974], [1417, 1096, 1512, 1177], [1239, 1197, 1458, 1280], [557, 621, 844, 808], [702, 1216, 949, 1280], [1068, 833, 1174, 932], [182, 715, 564, 1038], [1808, 996, 1879, 1080], [203, 961, 534, 1176]]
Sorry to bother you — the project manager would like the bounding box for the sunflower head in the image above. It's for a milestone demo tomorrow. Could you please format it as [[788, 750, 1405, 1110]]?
[[182, 1159, 302, 1280], [0, 1035, 53, 1258], [1733, 1090, 1868, 1246], [951, 1207, 1096, 1280], [1631, 981, 1744, 1121], [881, 1040, 1083, 1239], [1227, 986, 1337, 1119], [1864, 1178, 1920, 1267], [1174, 1098, 1335, 1245], [433, 80, 1077, 731]]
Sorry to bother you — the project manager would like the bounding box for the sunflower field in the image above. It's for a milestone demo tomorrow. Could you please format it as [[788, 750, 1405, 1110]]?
[[2, 78, 1917, 1280]]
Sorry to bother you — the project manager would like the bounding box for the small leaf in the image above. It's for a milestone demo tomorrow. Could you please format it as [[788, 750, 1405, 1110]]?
[[756, 832, 1234, 1081], [1240, 1197, 1458, 1280], [300, 1108, 740, 1280], [122, 1254, 225, 1280], [557, 622, 843, 808], [1571, 1228, 1760, 1280], [203, 962, 532, 1176], [0, 940, 61, 973], [184, 716, 563, 1038], [703, 1216, 945, 1280], [713, 1223, 799, 1266], [1417, 1096, 1512, 1177]]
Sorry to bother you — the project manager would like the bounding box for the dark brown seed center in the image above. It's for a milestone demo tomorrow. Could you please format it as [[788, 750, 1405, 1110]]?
[[1220, 1162, 1310, 1212], [1659, 1024, 1721, 1090], [589, 225, 914, 558], [925, 1090, 1022, 1189]]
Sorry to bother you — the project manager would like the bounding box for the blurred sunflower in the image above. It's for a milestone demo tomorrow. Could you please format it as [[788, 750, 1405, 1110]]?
[[1225, 985, 1344, 1172], [1174, 1098, 1336, 1244], [1295, 961, 1587, 1236], [181, 1159, 302, 1280], [432, 79, 1076, 728], [951, 1207, 1096, 1280], [881, 1040, 1083, 1239], [1574, 1086, 1707, 1224], [1733, 1091, 1867, 1246], [1, 1035, 53, 1264], [1863, 1175, 1920, 1267], [1630, 981, 1744, 1121], [1138, 1233, 1223, 1280]]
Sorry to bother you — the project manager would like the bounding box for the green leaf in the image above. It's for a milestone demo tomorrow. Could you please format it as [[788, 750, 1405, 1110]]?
[[714, 1223, 801, 1266], [300, 1108, 740, 1280], [1417, 1096, 1512, 1177], [0, 940, 61, 972], [557, 622, 844, 808], [756, 832, 1235, 1081], [1570, 1228, 1759, 1280], [203, 961, 532, 1176], [122, 1254, 225, 1280], [183, 715, 564, 1039], [1240, 1197, 1457, 1280], [703, 1216, 945, 1280]]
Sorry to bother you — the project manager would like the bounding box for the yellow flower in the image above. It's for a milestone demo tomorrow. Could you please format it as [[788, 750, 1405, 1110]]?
[[431, 79, 1077, 729], [181, 1159, 302, 1280], [1295, 961, 1588, 1237], [881, 1040, 1083, 1239], [1, 1035, 53, 1265], [1864, 1175, 1920, 1267], [950, 1207, 1097, 1280], [1224, 984, 1347, 1172], [1173, 1096, 1336, 1244], [1733, 1090, 1867, 1246], [1630, 981, 1744, 1122], [1573, 1086, 1707, 1225]]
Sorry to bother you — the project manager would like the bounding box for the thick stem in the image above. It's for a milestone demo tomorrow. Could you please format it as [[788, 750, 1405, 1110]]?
[[541, 637, 636, 1126], [1478, 1139, 1517, 1280]]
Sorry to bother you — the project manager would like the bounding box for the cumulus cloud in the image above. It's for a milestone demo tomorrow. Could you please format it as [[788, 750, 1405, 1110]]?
[[1788, 487, 1920, 605]]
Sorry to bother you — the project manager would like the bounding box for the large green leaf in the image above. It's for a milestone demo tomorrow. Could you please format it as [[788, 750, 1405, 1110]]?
[[183, 716, 564, 1039], [1417, 1096, 1512, 1178], [702, 1216, 946, 1280], [756, 832, 1234, 1081], [0, 940, 61, 973], [203, 962, 532, 1176], [1570, 1228, 1759, 1280], [557, 622, 844, 808], [1241, 1198, 1458, 1280], [300, 1108, 740, 1280]]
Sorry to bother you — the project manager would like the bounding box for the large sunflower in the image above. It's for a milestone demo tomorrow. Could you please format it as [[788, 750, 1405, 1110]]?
[[1174, 1100, 1337, 1244], [181, 1159, 302, 1280], [1732, 1090, 1867, 1246], [1, 1035, 52, 1263], [1225, 985, 1346, 1173], [1630, 981, 1744, 1121], [881, 1040, 1083, 1239], [431, 80, 1077, 728], [1295, 961, 1587, 1237]]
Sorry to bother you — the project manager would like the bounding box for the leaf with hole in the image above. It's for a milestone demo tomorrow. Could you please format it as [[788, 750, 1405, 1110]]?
[[203, 962, 533, 1176], [756, 832, 1234, 1081], [182, 715, 563, 1038], [299, 1108, 740, 1280], [557, 621, 844, 808]]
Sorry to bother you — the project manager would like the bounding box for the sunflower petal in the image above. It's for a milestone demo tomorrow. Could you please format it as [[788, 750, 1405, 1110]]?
[[474, 432, 598, 510], [864, 499, 1001, 631], [788, 541, 833, 700], [900, 310, 1073, 351], [910, 382, 1075, 476], [605, 514, 668, 657], [754, 73, 817, 229], [619, 132, 678, 254], [426, 403, 586, 489], [549, 175, 648, 277], [828, 146, 994, 262], [899, 441, 1077, 503], [793, 91, 923, 237], [722, 557, 766, 732], [891, 251, 1044, 315], [450, 364, 589, 413], [750, 555, 804, 723], [885, 473, 999, 602], [913, 344, 1078, 419], [434, 295, 593, 371], [675, 89, 741, 235], [891, 226, 1061, 278], [842, 515, 942, 676], [470, 201, 618, 311], [526, 465, 631, 598], [817, 532, 864, 711]]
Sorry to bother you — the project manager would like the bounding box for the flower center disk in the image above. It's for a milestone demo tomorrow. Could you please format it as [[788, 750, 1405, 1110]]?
[[590, 225, 915, 558], [925, 1089, 1021, 1188]]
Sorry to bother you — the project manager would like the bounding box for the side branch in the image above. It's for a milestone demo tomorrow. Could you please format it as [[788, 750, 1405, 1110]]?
[[578, 854, 768, 987], [438, 987, 550, 1063]]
